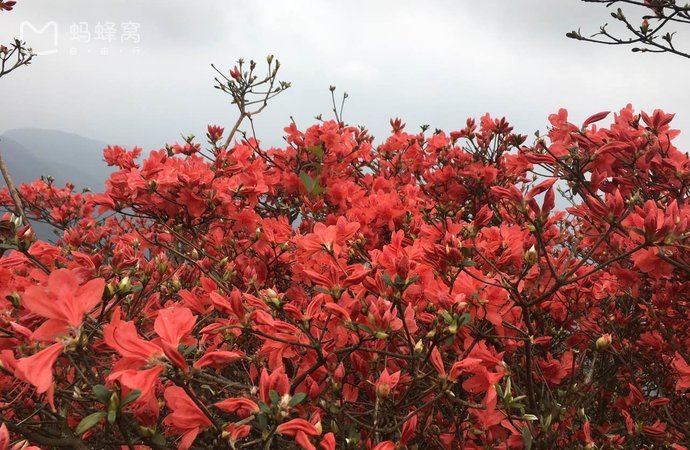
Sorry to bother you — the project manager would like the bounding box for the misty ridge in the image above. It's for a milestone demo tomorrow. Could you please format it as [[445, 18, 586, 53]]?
[[0, 128, 115, 240], [0, 128, 113, 190]]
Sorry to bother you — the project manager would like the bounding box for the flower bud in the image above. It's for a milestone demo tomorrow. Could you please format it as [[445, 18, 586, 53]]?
[[104, 283, 116, 300], [107, 391, 120, 424], [395, 254, 410, 280], [117, 276, 132, 294], [157, 259, 169, 274], [17, 226, 35, 251], [524, 245, 537, 266], [595, 333, 612, 351], [640, 19, 649, 33], [376, 383, 392, 398], [263, 288, 281, 307], [138, 426, 156, 438], [171, 276, 182, 291], [8, 292, 20, 308]]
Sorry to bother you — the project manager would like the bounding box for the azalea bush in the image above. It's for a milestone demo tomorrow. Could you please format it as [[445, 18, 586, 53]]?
[[0, 3, 689, 441]]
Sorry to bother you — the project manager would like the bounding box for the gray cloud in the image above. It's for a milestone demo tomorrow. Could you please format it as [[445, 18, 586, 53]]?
[[1, 0, 688, 153]]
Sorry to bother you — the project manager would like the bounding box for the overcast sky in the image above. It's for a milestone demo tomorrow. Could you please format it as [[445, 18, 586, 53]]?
[[1, 0, 689, 150]]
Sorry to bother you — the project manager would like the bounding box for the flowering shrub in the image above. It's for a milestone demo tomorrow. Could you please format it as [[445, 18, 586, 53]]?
[[0, 101, 688, 450]]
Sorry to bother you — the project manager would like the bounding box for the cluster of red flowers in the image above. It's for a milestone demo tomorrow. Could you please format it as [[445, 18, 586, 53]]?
[[0, 105, 689, 449]]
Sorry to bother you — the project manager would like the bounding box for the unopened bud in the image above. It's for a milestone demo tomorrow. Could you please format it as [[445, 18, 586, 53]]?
[[595, 333, 612, 351], [138, 426, 156, 438], [157, 260, 169, 274], [117, 276, 132, 294], [107, 391, 120, 424], [374, 331, 389, 339], [376, 383, 392, 398], [524, 245, 537, 266], [263, 288, 281, 307], [104, 283, 116, 299], [395, 254, 410, 280], [17, 226, 35, 251], [171, 276, 182, 291]]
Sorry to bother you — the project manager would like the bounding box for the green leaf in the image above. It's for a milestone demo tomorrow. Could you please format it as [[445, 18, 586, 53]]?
[[357, 323, 372, 334], [299, 171, 316, 193], [458, 312, 471, 327], [121, 389, 141, 407], [521, 425, 533, 450], [257, 411, 268, 430], [107, 408, 117, 424], [75, 411, 106, 435], [269, 389, 281, 406], [180, 344, 196, 356], [258, 401, 271, 414], [312, 183, 326, 195], [380, 273, 393, 287], [629, 226, 645, 237], [306, 145, 324, 159], [150, 433, 167, 447], [93, 385, 111, 404], [439, 310, 453, 325], [289, 392, 307, 407]]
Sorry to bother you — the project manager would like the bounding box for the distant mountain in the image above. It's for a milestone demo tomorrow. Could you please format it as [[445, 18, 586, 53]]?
[[0, 128, 113, 191]]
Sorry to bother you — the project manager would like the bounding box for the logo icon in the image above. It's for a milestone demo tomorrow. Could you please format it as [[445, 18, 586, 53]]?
[[19, 21, 58, 55]]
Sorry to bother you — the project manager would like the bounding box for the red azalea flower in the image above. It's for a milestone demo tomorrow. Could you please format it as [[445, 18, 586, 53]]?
[[163, 386, 212, 450], [22, 269, 105, 340], [375, 369, 401, 398]]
